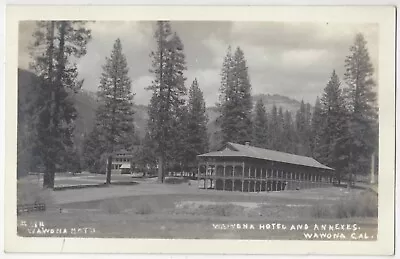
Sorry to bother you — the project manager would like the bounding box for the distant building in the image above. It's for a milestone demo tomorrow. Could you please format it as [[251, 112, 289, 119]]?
[[111, 149, 133, 175], [197, 142, 334, 192]]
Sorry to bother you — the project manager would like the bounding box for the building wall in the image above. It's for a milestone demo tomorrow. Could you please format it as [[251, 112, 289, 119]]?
[[197, 157, 333, 192], [111, 153, 132, 175]]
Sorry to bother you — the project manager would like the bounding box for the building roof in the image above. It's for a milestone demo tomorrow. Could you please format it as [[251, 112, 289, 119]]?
[[197, 142, 333, 170], [120, 163, 131, 169], [112, 148, 138, 158]]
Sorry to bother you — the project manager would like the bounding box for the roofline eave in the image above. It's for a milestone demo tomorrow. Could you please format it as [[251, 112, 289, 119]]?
[[197, 154, 334, 171]]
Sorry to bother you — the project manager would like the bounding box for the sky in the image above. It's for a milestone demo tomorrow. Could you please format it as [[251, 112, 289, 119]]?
[[18, 21, 379, 106]]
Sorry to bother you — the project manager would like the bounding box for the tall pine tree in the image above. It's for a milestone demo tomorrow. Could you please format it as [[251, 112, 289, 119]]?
[[295, 100, 312, 156], [186, 78, 209, 168], [88, 38, 135, 184], [82, 127, 104, 173], [268, 104, 279, 150], [218, 47, 253, 144], [277, 107, 285, 151], [252, 99, 268, 148], [282, 110, 296, 154], [168, 104, 189, 172], [310, 96, 323, 157], [343, 33, 378, 183], [146, 22, 187, 183], [217, 46, 233, 108], [29, 21, 91, 188], [316, 70, 349, 183]]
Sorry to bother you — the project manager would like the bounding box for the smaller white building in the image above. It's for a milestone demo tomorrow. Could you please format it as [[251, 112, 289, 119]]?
[[111, 149, 133, 174]]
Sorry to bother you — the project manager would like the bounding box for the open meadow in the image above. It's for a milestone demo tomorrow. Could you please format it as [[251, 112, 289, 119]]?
[[16, 173, 378, 240]]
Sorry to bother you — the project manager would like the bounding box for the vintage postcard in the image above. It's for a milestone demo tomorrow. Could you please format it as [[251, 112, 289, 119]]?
[[4, 5, 395, 255]]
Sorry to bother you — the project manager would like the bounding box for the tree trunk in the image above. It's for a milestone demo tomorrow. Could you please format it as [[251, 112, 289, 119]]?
[[370, 152, 375, 184], [106, 155, 112, 184], [348, 150, 353, 189], [157, 155, 164, 183], [43, 160, 55, 189]]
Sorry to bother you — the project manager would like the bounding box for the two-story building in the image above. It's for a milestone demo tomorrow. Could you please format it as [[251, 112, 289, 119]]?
[[197, 142, 334, 192], [111, 149, 133, 175]]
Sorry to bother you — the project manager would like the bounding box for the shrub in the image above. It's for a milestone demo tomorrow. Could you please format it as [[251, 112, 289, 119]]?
[[135, 202, 153, 215], [309, 190, 378, 219], [333, 199, 356, 218], [164, 177, 189, 184], [355, 191, 378, 217], [333, 191, 378, 218], [100, 199, 124, 214], [214, 204, 233, 216], [310, 203, 332, 218], [203, 203, 242, 217], [17, 179, 54, 207]]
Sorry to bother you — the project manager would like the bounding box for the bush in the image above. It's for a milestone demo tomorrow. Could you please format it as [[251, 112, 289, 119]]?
[[135, 202, 153, 215], [310, 203, 332, 218], [355, 191, 378, 217], [333, 191, 377, 218], [203, 203, 242, 217], [164, 177, 189, 184], [214, 204, 235, 216], [100, 199, 125, 214], [333, 199, 357, 218], [310, 191, 378, 219], [17, 179, 54, 207]]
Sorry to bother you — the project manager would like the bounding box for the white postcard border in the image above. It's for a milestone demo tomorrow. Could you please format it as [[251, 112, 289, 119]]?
[[4, 5, 396, 255]]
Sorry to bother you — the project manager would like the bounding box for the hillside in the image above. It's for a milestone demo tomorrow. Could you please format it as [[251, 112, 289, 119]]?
[[253, 93, 304, 115], [72, 90, 150, 145], [206, 94, 304, 150], [17, 69, 306, 154]]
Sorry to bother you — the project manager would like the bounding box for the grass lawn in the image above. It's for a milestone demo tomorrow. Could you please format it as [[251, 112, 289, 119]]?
[[17, 177, 378, 240]]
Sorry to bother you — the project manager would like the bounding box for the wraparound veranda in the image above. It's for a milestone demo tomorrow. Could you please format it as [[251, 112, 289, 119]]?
[[197, 142, 334, 192]]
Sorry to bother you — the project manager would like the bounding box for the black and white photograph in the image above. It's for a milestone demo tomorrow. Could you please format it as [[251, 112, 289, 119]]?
[[4, 5, 395, 255]]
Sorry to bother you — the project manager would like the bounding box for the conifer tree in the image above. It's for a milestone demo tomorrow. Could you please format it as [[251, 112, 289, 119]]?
[[89, 38, 135, 184], [268, 104, 279, 150], [146, 21, 187, 183], [295, 100, 312, 156], [305, 103, 312, 128], [217, 46, 233, 107], [82, 127, 107, 174], [310, 96, 323, 157], [218, 46, 253, 144], [343, 33, 378, 183], [136, 131, 157, 173], [277, 107, 285, 151], [316, 70, 349, 182], [186, 79, 209, 167], [282, 110, 296, 154], [168, 104, 189, 172], [29, 21, 91, 188], [17, 70, 41, 178], [252, 99, 268, 148]]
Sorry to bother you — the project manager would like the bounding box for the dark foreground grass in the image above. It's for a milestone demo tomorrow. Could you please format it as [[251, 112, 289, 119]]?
[[16, 180, 378, 240], [311, 190, 378, 219], [17, 189, 378, 240], [17, 179, 54, 207], [17, 209, 377, 240]]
